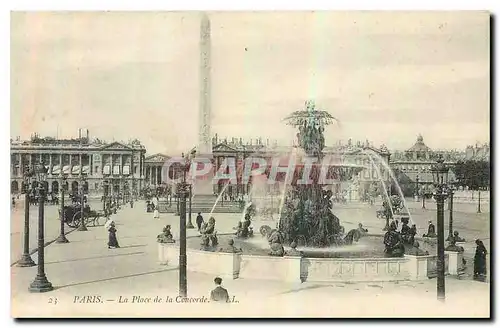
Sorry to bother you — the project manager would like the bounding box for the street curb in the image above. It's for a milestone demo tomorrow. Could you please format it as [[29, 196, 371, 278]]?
[[10, 227, 78, 267]]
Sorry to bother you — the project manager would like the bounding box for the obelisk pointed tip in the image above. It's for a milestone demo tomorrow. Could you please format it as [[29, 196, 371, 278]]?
[[201, 12, 210, 25]]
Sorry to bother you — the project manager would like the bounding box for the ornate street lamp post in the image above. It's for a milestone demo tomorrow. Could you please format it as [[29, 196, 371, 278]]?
[[56, 172, 69, 243], [415, 174, 420, 201], [124, 181, 129, 205], [431, 157, 450, 302], [102, 179, 110, 216], [178, 154, 188, 297], [422, 189, 426, 209], [77, 174, 88, 231], [17, 165, 36, 267], [186, 151, 196, 229], [175, 186, 180, 216], [189, 184, 193, 228], [446, 188, 454, 241], [477, 189, 482, 214], [29, 161, 53, 293], [178, 150, 197, 297]]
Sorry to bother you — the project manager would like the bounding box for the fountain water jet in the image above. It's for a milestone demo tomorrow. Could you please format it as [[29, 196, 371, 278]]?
[[209, 181, 230, 216], [361, 150, 394, 218], [363, 149, 415, 225]]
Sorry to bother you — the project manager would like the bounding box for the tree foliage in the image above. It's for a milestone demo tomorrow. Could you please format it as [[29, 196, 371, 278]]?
[[453, 160, 490, 190]]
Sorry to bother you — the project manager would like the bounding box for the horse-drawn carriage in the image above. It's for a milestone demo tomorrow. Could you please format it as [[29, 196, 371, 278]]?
[[60, 203, 105, 228]]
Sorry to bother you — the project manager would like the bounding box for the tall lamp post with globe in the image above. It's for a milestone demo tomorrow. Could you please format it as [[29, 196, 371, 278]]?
[[17, 165, 36, 267], [431, 156, 450, 302], [178, 149, 197, 298], [102, 179, 110, 216], [56, 172, 69, 243], [77, 174, 88, 232], [29, 161, 53, 293]]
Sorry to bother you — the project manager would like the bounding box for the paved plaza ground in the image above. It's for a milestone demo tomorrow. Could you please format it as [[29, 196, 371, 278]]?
[[10, 198, 104, 264], [10, 198, 490, 318]]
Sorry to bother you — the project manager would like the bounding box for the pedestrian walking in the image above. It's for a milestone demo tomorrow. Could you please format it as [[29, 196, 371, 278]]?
[[153, 204, 160, 219], [474, 239, 488, 281], [196, 212, 204, 231], [11, 197, 15, 208], [107, 222, 120, 249], [210, 277, 229, 303]]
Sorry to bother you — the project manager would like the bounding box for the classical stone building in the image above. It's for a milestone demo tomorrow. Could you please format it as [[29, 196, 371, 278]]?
[[465, 142, 490, 161], [390, 135, 458, 194], [143, 153, 185, 187], [10, 133, 146, 196], [208, 135, 391, 199]]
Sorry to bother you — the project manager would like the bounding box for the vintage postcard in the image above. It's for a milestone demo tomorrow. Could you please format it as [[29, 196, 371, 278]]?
[[10, 11, 490, 318]]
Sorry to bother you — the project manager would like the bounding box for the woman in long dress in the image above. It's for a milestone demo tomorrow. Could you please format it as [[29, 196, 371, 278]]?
[[108, 222, 120, 249], [473, 239, 487, 281], [153, 203, 160, 219]]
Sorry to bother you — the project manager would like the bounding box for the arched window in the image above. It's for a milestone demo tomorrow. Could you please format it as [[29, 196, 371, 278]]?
[[11, 181, 19, 194]]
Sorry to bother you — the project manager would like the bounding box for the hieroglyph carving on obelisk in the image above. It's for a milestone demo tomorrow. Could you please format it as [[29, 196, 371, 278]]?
[[198, 12, 212, 155]]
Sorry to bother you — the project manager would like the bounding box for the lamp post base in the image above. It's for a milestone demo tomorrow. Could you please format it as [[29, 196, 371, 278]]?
[[77, 225, 88, 232], [17, 254, 36, 267], [56, 234, 70, 243], [187, 222, 195, 229], [29, 274, 53, 293]]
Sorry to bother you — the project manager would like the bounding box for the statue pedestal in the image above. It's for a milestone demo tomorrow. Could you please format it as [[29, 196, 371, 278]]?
[[445, 251, 463, 275], [193, 153, 214, 195]]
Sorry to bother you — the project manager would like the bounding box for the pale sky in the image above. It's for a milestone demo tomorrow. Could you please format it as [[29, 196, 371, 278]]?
[[11, 11, 490, 155]]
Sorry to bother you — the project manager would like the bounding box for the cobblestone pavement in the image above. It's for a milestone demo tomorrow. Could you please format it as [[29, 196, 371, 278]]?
[[11, 201, 490, 318], [10, 199, 104, 264]]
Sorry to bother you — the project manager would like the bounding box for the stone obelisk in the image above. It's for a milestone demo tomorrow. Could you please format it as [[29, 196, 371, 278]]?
[[195, 12, 214, 195], [198, 12, 212, 156]]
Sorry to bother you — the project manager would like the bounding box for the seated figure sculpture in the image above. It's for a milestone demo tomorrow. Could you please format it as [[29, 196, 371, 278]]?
[[343, 229, 362, 245], [400, 220, 411, 244], [235, 214, 254, 239], [357, 223, 368, 235], [259, 225, 272, 238], [384, 222, 405, 257], [285, 241, 303, 257], [408, 224, 417, 245], [157, 225, 175, 243], [218, 239, 242, 253], [446, 236, 465, 253], [200, 217, 218, 249], [267, 229, 285, 257], [405, 241, 430, 256], [452, 231, 466, 243]]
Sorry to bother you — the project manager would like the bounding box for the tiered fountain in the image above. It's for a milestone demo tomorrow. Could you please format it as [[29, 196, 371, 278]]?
[[158, 101, 464, 283]]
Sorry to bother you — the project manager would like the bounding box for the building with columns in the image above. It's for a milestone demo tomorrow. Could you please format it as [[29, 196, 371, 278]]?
[[144, 153, 170, 187], [390, 135, 458, 195], [207, 134, 391, 198], [10, 133, 146, 197]]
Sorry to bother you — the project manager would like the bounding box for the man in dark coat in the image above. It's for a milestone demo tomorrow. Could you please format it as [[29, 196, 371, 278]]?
[[196, 212, 204, 231], [423, 220, 436, 238], [210, 277, 229, 303], [474, 239, 488, 281]]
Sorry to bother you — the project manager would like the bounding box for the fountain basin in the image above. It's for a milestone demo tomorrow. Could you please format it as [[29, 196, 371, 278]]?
[[186, 234, 435, 259], [158, 236, 463, 283]]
